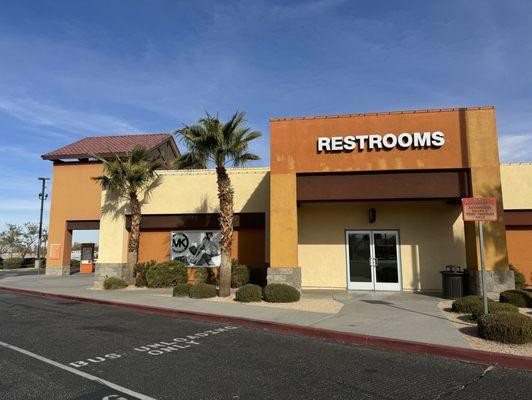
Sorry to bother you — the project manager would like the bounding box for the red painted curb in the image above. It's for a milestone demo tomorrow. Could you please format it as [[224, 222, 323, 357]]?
[[1, 285, 531, 371]]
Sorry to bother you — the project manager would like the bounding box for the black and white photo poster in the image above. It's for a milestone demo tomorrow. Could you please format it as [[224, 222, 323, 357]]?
[[170, 231, 221, 267]]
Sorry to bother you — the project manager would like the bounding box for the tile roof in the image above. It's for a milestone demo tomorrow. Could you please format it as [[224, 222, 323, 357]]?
[[42, 133, 175, 160]]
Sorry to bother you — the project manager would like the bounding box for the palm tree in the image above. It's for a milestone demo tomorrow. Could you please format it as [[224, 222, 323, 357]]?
[[175, 111, 261, 297], [93, 147, 161, 282]]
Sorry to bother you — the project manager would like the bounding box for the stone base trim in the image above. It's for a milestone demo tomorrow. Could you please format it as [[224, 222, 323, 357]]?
[[267, 267, 301, 291], [45, 265, 70, 276], [94, 263, 129, 288], [465, 269, 515, 299]]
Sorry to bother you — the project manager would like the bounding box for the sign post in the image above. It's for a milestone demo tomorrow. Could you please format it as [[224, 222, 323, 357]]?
[[461, 197, 498, 316]]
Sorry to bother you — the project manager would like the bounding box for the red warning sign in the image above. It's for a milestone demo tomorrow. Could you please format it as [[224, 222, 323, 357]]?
[[461, 197, 497, 222]]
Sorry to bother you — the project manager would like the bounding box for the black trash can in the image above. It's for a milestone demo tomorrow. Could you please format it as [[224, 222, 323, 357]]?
[[440, 266, 464, 300]]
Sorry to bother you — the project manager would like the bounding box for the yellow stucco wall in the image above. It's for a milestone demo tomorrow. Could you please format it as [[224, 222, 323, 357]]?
[[298, 201, 466, 291], [141, 168, 269, 214], [97, 168, 270, 264], [98, 191, 129, 264], [500, 163, 532, 210]]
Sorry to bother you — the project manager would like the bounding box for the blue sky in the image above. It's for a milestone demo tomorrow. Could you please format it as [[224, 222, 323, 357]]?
[[0, 0, 531, 243]]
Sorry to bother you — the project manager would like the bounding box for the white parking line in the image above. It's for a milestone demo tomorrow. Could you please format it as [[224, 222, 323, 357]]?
[[0, 340, 157, 400]]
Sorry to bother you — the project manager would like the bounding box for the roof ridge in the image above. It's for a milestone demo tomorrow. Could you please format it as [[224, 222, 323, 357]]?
[[81, 132, 172, 139]]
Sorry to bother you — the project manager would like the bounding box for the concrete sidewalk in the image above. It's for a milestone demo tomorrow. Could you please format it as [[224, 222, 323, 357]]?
[[0, 272, 469, 348]]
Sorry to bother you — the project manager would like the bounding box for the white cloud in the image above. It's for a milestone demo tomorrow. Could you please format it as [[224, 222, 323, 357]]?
[[499, 133, 532, 163], [0, 145, 40, 159], [0, 199, 43, 211], [0, 97, 140, 136]]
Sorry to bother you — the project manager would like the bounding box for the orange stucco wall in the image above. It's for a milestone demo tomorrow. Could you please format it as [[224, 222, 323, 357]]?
[[138, 228, 265, 267], [506, 228, 532, 285], [269, 107, 509, 273], [46, 162, 103, 268], [270, 108, 469, 174]]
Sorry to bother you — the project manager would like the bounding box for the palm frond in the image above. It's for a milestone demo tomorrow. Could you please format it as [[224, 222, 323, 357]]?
[[91, 147, 161, 200], [174, 110, 261, 168]]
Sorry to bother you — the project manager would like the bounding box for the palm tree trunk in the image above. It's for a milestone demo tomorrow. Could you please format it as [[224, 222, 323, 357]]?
[[128, 192, 141, 284], [216, 166, 234, 297]]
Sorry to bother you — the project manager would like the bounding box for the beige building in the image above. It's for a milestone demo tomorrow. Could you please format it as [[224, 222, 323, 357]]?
[[42, 107, 532, 294]]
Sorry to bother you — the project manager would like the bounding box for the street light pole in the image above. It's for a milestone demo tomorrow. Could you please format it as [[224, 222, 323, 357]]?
[[36, 177, 50, 269]]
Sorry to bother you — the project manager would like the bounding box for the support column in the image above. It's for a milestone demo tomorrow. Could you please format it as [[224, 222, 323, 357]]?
[[94, 191, 129, 288], [45, 224, 71, 276], [463, 108, 514, 297], [268, 172, 301, 289]]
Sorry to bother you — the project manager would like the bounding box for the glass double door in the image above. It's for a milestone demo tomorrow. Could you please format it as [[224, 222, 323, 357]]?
[[345, 230, 402, 291]]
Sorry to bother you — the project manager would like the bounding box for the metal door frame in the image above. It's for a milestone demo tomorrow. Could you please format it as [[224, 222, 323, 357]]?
[[345, 229, 402, 291]]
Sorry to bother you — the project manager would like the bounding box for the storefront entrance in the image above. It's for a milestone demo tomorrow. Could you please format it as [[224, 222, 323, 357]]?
[[345, 230, 402, 291]]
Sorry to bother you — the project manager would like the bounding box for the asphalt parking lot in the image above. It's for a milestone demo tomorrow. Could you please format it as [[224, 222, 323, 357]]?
[[0, 290, 530, 400]]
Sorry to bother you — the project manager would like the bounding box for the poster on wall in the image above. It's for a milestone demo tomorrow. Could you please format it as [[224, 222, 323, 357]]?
[[170, 230, 221, 268]]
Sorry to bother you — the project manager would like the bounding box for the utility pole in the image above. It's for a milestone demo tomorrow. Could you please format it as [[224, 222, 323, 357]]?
[[36, 177, 50, 270]]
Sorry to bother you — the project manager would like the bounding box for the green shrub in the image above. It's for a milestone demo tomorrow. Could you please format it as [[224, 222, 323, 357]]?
[[470, 301, 519, 321], [134, 260, 156, 287], [509, 264, 526, 290], [173, 283, 192, 297], [146, 260, 188, 288], [500, 290, 532, 308], [193, 267, 209, 284], [103, 276, 128, 290], [478, 312, 532, 344], [70, 259, 80, 268], [451, 295, 492, 313], [3, 258, 23, 269], [21, 258, 36, 267], [231, 265, 250, 288], [189, 283, 217, 299], [235, 284, 262, 302], [263, 284, 300, 303]]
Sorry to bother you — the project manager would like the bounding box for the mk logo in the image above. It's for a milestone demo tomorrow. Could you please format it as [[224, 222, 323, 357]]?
[[172, 233, 189, 253]]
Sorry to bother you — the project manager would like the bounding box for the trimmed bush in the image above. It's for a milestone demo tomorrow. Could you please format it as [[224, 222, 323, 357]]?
[[103, 276, 128, 290], [478, 312, 532, 344], [231, 265, 250, 288], [470, 301, 519, 321], [21, 258, 36, 267], [3, 257, 23, 269], [70, 259, 80, 268], [146, 260, 188, 288], [235, 284, 262, 302], [189, 283, 217, 299], [500, 290, 532, 308], [509, 264, 526, 290], [134, 260, 156, 287], [193, 267, 209, 284], [173, 283, 192, 297], [263, 284, 301, 303], [451, 295, 492, 313]]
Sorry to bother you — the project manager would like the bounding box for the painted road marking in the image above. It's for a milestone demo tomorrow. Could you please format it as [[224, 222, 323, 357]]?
[[0, 340, 157, 400], [69, 325, 239, 368]]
